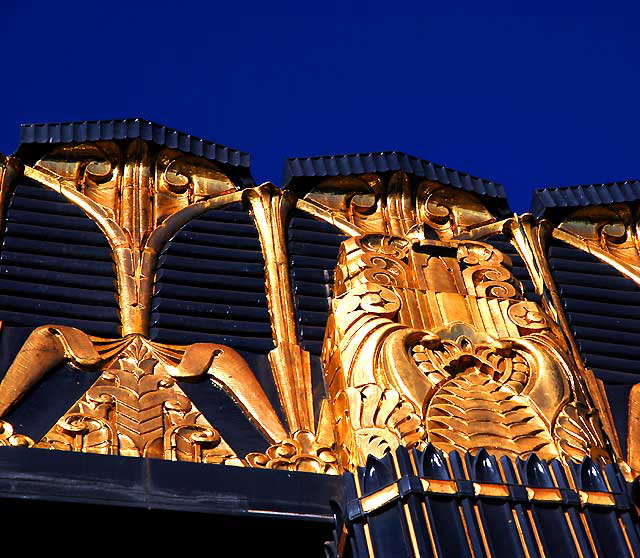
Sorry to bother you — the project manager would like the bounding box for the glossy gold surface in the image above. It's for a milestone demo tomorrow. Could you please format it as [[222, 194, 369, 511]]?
[[0, 146, 634, 476], [0, 154, 23, 224], [554, 204, 640, 474], [28, 140, 238, 337], [243, 184, 314, 433], [303, 172, 615, 470], [555, 204, 640, 286], [0, 142, 291, 466]]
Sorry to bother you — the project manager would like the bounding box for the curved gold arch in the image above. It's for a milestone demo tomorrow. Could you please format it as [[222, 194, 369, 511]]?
[[23, 164, 244, 337]]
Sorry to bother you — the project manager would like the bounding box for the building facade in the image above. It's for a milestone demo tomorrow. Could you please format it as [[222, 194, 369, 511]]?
[[0, 119, 638, 556]]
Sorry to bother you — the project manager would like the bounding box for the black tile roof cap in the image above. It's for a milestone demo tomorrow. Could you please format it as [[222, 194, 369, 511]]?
[[19, 118, 251, 169], [531, 180, 640, 217], [283, 151, 506, 199]]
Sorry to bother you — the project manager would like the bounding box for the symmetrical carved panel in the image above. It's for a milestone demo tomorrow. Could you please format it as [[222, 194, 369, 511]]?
[[0, 145, 630, 478], [36, 336, 242, 464], [0, 140, 343, 472], [31, 140, 238, 337], [300, 171, 497, 238], [310, 174, 614, 471]]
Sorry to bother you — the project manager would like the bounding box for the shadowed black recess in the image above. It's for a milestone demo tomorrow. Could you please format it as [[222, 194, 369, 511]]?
[[549, 238, 640, 455], [150, 202, 280, 454], [0, 179, 120, 337], [0, 179, 117, 438], [287, 210, 347, 426]]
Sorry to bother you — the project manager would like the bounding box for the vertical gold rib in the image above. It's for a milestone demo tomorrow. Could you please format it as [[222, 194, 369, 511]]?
[[392, 453, 421, 557], [473, 505, 493, 558], [354, 471, 376, 557], [456, 505, 476, 557], [526, 508, 548, 558], [564, 510, 586, 558], [0, 154, 23, 229], [578, 513, 599, 557], [243, 183, 314, 433], [628, 384, 640, 474], [508, 215, 625, 464], [407, 450, 440, 558], [618, 515, 636, 558], [510, 507, 531, 558]]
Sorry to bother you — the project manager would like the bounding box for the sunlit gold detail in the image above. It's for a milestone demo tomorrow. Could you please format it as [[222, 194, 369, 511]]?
[[241, 183, 342, 471], [0, 153, 23, 226], [420, 478, 458, 495], [544, 204, 640, 470], [472, 483, 510, 498], [628, 384, 640, 474], [0, 324, 288, 462], [0, 420, 34, 447], [1, 139, 632, 483], [246, 401, 340, 474], [509, 214, 629, 466], [302, 171, 496, 239], [555, 204, 640, 286], [243, 184, 315, 432], [525, 487, 563, 502], [246, 429, 340, 474], [26, 140, 237, 337], [0, 325, 102, 417], [360, 484, 400, 513], [0, 142, 297, 466], [321, 208, 611, 469], [36, 335, 242, 464]]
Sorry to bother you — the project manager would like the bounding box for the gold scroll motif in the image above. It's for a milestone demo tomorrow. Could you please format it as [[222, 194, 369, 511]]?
[[299, 172, 496, 238], [301, 170, 614, 470], [554, 203, 640, 286], [37, 335, 242, 464], [0, 325, 288, 464], [323, 229, 610, 468], [31, 140, 238, 337], [0, 141, 299, 467]]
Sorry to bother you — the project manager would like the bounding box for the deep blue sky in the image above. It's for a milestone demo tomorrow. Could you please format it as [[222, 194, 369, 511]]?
[[1, 1, 638, 212]]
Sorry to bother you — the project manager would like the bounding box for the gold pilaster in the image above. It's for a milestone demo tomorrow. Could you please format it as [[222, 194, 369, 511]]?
[[243, 183, 315, 433]]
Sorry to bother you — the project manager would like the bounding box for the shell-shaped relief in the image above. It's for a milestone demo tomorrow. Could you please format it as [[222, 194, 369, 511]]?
[[334, 384, 426, 467], [426, 368, 557, 460], [410, 327, 558, 461]]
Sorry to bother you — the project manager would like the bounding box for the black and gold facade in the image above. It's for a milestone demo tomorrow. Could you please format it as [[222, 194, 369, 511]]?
[[0, 119, 639, 556]]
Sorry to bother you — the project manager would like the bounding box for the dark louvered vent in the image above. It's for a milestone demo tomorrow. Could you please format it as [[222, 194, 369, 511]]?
[[288, 210, 347, 356], [549, 239, 640, 455], [550, 240, 640, 385], [485, 234, 538, 303], [288, 210, 347, 426], [151, 202, 279, 454], [0, 180, 119, 337], [151, 203, 273, 353]]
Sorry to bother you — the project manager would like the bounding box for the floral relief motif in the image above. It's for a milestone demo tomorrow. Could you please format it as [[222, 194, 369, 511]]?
[[247, 430, 340, 475], [36, 336, 242, 465]]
